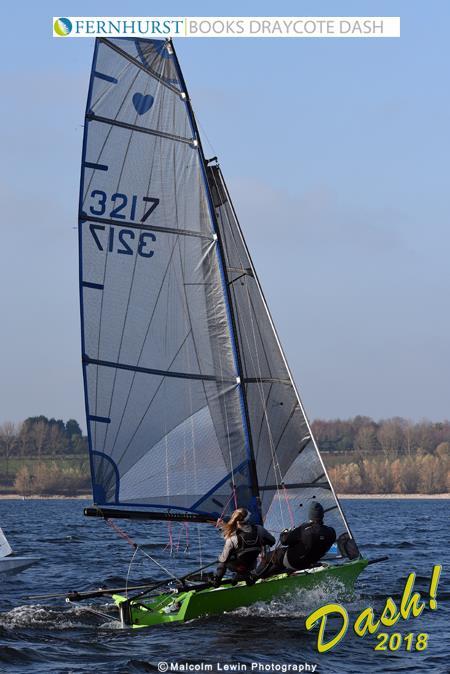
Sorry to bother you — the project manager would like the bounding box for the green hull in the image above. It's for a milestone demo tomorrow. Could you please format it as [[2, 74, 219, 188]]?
[[113, 558, 367, 628]]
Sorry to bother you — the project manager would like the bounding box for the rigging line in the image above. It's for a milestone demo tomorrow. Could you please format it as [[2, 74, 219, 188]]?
[[125, 544, 140, 598], [175, 522, 184, 553], [197, 523, 203, 570], [282, 483, 295, 528], [215, 485, 237, 524], [138, 546, 180, 581], [255, 383, 273, 462], [105, 517, 137, 549], [163, 413, 173, 556], [163, 521, 174, 556], [196, 116, 217, 157], [184, 522, 190, 553]]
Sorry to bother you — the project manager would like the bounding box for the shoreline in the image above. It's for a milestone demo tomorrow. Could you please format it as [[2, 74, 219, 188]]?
[[0, 493, 449, 500], [340, 493, 450, 499]]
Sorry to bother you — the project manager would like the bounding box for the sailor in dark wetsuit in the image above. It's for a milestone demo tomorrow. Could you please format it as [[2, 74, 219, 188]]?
[[258, 501, 336, 578], [213, 507, 275, 586]]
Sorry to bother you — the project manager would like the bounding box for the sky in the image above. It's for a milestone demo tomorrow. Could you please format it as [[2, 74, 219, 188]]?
[[1, 1, 449, 429]]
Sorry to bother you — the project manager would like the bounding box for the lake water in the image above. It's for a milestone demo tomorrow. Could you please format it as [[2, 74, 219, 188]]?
[[0, 499, 448, 673]]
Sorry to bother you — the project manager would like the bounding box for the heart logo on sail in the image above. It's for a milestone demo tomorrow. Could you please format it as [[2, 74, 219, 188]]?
[[132, 93, 154, 115]]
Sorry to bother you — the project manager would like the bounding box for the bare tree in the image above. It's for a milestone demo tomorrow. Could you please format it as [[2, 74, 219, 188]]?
[[377, 419, 405, 456], [33, 421, 48, 462], [0, 421, 18, 478]]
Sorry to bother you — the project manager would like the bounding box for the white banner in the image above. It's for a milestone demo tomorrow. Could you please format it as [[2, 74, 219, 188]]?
[[53, 16, 400, 38]]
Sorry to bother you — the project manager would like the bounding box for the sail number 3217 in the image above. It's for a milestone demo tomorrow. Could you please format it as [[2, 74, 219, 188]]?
[[87, 190, 159, 258], [89, 190, 159, 222]]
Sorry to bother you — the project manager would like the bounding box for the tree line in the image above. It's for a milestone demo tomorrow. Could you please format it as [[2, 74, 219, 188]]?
[[1, 414, 449, 495], [0, 416, 89, 495], [0, 416, 87, 476], [313, 416, 450, 493], [311, 416, 450, 455]]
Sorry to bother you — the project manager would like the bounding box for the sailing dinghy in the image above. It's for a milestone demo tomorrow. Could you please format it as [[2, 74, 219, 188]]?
[[71, 37, 369, 628], [0, 527, 39, 575]]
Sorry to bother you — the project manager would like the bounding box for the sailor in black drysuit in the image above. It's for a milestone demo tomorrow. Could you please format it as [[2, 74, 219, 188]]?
[[213, 507, 275, 587], [258, 501, 336, 578]]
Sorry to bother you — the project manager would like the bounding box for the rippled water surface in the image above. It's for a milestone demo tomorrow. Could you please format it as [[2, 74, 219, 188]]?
[[0, 499, 448, 673]]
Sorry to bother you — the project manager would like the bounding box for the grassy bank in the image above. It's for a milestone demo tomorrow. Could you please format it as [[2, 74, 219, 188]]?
[[0, 455, 91, 496]]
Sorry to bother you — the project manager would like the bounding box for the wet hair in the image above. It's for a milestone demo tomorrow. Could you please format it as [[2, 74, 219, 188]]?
[[220, 508, 250, 539]]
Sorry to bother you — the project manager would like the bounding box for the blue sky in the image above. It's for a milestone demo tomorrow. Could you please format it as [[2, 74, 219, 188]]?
[[1, 1, 449, 428]]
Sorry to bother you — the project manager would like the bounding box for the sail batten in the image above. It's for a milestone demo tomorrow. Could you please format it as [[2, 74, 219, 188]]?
[[86, 112, 195, 145], [83, 356, 236, 383], [80, 214, 212, 239]]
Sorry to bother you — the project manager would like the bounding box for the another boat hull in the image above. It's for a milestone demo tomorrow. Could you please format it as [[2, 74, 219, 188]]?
[[114, 558, 367, 628], [0, 556, 40, 575]]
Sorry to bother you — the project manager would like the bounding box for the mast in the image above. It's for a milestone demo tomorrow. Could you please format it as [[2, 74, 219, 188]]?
[[169, 40, 263, 524]]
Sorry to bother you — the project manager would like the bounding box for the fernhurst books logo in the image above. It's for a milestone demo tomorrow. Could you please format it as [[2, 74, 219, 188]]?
[[52, 16, 401, 38], [53, 17, 73, 36]]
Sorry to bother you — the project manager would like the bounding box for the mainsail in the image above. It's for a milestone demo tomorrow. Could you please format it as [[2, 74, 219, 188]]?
[[79, 37, 354, 542]]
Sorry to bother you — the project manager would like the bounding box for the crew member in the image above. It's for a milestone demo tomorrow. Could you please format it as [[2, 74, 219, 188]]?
[[213, 507, 275, 586], [258, 501, 336, 577]]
